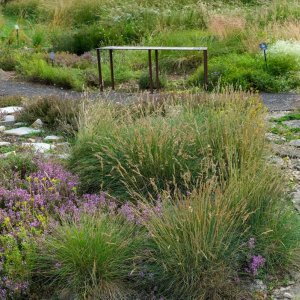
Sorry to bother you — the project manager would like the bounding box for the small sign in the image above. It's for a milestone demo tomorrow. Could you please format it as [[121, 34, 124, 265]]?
[[14, 24, 19, 31], [49, 52, 55, 61], [259, 43, 268, 51]]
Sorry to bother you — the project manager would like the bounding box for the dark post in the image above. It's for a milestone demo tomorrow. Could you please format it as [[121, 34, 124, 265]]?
[[155, 50, 159, 89], [109, 49, 115, 90], [97, 48, 103, 92], [148, 50, 153, 94], [203, 49, 208, 90]]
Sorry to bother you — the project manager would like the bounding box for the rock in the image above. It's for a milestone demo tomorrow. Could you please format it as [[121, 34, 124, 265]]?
[[31, 119, 43, 129], [268, 155, 286, 167], [27, 138, 36, 143], [266, 133, 286, 143], [0, 115, 15, 126], [283, 292, 292, 299], [0, 141, 11, 147], [44, 135, 63, 142], [283, 120, 300, 129], [0, 126, 5, 132], [14, 122, 27, 127], [21, 142, 55, 153], [289, 139, 300, 147], [4, 127, 41, 136], [0, 106, 23, 114], [272, 144, 300, 159], [291, 190, 300, 212]]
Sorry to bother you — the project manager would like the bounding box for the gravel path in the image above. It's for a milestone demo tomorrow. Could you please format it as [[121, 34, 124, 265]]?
[[1, 71, 300, 111]]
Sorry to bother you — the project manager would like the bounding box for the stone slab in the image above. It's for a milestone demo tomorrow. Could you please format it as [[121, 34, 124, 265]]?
[[22, 142, 55, 153], [4, 127, 41, 136], [44, 135, 63, 142], [0, 106, 23, 114]]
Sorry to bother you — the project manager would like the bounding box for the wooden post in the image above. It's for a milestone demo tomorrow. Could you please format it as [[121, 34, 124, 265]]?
[[97, 48, 103, 92], [203, 49, 208, 90], [155, 50, 159, 89], [109, 49, 115, 90], [148, 50, 153, 94]]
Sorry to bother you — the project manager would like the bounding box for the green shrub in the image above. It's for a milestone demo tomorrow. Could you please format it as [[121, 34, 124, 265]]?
[[0, 95, 23, 107], [0, 49, 19, 71], [189, 53, 300, 92], [69, 92, 267, 199], [16, 96, 80, 135], [3, 0, 42, 20], [17, 57, 85, 91], [138, 72, 166, 90], [33, 213, 143, 299]]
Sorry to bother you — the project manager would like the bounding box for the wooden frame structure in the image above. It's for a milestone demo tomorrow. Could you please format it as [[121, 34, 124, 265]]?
[[96, 46, 208, 93]]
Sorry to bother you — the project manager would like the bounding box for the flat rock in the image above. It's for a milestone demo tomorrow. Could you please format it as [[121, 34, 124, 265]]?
[[272, 144, 300, 159], [289, 139, 300, 147], [0, 141, 11, 147], [44, 135, 63, 142], [0, 115, 15, 126], [14, 122, 26, 127], [4, 127, 41, 136], [266, 132, 286, 142], [283, 120, 300, 129], [22, 142, 55, 153], [0, 106, 23, 114], [0, 126, 5, 132]]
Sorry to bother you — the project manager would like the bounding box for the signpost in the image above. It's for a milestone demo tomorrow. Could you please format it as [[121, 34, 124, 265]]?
[[49, 52, 55, 66], [259, 42, 268, 68], [15, 24, 19, 46]]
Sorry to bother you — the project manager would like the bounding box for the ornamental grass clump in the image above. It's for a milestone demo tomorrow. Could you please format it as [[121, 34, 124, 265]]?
[[33, 213, 144, 299], [139, 162, 300, 299], [69, 92, 267, 200]]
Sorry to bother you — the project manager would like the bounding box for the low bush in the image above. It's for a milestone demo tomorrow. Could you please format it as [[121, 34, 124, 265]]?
[[17, 57, 85, 91], [33, 213, 143, 299], [16, 96, 80, 135], [0, 95, 23, 107], [138, 72, 166, 90], [189, 53, 300, 92], [3, 0, 42, 20]]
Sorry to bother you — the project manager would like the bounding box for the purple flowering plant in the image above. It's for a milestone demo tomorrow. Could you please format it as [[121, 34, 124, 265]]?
[[0, 159, 125, 298]]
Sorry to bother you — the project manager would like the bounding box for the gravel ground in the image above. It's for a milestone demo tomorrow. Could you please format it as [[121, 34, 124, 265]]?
[[1, 71, 300, 111]]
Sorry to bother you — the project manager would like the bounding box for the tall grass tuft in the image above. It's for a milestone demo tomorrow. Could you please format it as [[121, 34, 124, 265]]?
[[32, 213, 143, 299], [69, 92, 266, 199]]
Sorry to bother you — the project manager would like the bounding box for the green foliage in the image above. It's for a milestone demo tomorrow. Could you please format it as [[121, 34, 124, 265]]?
[[143, 163, 300, 298], [138, 72, 166, 90], [17, 57, 85, 91], [0, 95, 23, 107], [16, 96, 80, 135], [3, 0, 42, 20], [69, 92, 267, 199], [33, 213, 143, 299], [189, 53, 300, 92]]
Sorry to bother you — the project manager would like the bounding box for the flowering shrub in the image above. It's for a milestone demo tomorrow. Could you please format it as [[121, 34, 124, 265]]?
[[0, 160, 118, 298]]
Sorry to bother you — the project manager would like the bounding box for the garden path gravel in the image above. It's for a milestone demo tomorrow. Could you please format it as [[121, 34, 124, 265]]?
[[1, 70, 300, 111]]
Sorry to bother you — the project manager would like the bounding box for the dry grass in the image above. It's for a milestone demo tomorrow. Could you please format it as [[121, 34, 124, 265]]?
[[268, 21, 300, 41], [208, 14, 246, 40]]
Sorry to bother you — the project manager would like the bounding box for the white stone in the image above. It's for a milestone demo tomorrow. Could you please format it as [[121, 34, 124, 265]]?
[[289, 140, 300, 147], [283, 120, 300, 129], [0, 106, 23, 114], [283, 292, 292, 299], [14, 122, 27, 127], [0, 126, 5, 132], [0, 141, 11, 147], [4, 127, 41, 136], [31, 119, 43, 129], [22, 142, 55, 153], [266, 132, 286, 142], [44, 135, 63, 142], [0, 115, 15, 125]]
